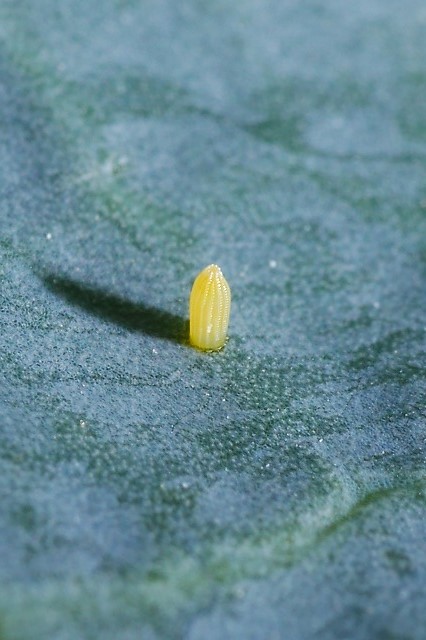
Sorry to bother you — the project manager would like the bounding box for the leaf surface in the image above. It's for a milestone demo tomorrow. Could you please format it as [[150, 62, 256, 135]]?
[[0, 1, 425, 638]]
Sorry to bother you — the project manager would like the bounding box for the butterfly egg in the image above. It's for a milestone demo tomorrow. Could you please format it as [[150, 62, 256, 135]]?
[[189, 264, 231, 351]]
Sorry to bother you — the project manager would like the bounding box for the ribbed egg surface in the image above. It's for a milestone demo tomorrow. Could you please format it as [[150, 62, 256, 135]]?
[[189, 264, 231, 351]]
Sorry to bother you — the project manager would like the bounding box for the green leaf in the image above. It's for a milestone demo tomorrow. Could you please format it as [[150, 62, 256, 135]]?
[[1, 1, 425, 638]]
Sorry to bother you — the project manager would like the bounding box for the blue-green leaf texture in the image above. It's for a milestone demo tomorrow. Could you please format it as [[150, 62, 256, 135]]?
[[0, 1, 425, 638]]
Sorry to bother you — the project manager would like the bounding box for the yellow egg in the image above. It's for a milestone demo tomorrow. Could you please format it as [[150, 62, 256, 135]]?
[[189, 264, 231, 351]]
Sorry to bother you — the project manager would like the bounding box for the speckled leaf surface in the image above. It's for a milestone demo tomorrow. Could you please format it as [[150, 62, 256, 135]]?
[[0, 1, 425, 639]]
